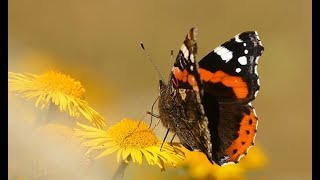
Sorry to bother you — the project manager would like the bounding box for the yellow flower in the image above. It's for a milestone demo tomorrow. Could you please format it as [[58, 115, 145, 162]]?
[[74, 118, 185, 170], [237, 145, 267, 170], [8, 71, 105, 128], [179, 145, 267, 180]]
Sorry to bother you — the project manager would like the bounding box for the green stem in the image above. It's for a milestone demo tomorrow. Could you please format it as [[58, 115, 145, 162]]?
[[110, 156, 131, 180]]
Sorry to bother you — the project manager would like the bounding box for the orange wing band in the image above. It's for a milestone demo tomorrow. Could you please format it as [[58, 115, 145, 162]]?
[[173, 67, 199, 91], [199, 68, 248, 99]]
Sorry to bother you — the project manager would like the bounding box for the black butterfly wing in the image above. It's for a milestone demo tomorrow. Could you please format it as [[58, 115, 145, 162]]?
[[198, 31, 264, 165]]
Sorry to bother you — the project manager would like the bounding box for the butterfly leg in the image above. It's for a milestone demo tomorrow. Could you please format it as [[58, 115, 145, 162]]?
[[146, 111, 160, 118], [152, 119, 162, 131], [146, 111, 163, 131], [147, 96, 160, 128], [170, 134, 176, 146], [160, 128, 170, 151]]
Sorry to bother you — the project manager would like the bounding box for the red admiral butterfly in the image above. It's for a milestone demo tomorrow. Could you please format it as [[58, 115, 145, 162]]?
[[158, 27, 264, 166]]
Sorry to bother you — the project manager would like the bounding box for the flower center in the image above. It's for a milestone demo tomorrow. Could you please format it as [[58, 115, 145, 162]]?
[[36, 71, 85, 99], [107, 119, 158, 149]]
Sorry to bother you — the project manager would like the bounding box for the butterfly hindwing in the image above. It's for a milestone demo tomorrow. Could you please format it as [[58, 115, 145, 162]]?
[[202, 91, 258, 165]]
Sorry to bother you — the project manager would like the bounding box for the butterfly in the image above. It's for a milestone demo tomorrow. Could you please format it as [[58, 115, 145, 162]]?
[[157, 27, 264, 166]]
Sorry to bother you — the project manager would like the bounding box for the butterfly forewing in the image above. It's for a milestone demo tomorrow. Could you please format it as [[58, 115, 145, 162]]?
[[158, 27, 213, 162], [199, 31, 264, 103]]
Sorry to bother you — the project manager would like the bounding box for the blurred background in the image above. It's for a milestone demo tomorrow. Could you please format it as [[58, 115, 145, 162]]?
[[9, 0, 311, 179]]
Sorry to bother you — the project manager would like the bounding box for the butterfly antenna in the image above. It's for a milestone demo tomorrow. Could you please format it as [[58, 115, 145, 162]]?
[[140, 42, 164, 82], [170, 49, 173, 69]]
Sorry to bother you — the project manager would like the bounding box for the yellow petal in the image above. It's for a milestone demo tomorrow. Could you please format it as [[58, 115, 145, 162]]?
[[35, 94, 44, 107], [45, 93, 52, 103], [75, 131, 108, 139], [122, 149, 131, 161], [117, 148, 123, 163], [141, 149, 155, 165], [75, 122, 106, 133], [95, 146, 119, 159], [131, 149, 143, 165], [156, 158, 165, 170], [80, 137, 110, 147]]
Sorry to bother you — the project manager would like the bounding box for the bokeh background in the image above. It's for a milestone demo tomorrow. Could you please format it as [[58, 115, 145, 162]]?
[[9, 0, 311, 179]]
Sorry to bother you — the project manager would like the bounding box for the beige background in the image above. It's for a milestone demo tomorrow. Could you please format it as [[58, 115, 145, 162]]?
[[9, 0, 312, 179]]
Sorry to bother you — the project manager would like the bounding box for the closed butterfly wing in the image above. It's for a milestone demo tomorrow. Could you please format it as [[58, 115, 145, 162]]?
[[158, 27, 213, 161]]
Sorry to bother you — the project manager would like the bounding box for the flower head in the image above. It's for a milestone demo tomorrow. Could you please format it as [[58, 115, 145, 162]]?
[[74, 118, 185, 170], [179, 145, 267, 180], [8, 71, 105, 128]]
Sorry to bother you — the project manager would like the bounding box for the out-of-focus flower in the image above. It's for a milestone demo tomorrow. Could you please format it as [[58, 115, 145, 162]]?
[[8, 71, 105, 128], [236, 145, 267, 170], [37, 123, 80, 146], [8, 119, 92, 179], [179, 145, 267, 180], [36, 123, 92, 167], [74, 118, 185, 170]]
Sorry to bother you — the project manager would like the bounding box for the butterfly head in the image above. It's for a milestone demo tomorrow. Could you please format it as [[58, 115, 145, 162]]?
[[159, 80, 166, 93]]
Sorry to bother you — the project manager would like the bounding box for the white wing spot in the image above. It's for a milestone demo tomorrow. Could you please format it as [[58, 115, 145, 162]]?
[[221, 161, 235, 166], [254, 65, 258, 75], [254, 90, 259, 98], [190, 53, 195, 63], [256, 56, 260, 64], [255, 32, 262, 44], [243, 43, 247, 47], [235, 68, 241, 73], [179, 59, 184, 68], [244, 49, 248, 54], [213, 46, 222, 52], [235, 35, 243, 42], [238, 56, 247, 65], [257, 79, 260, 86], [255, 31, 261, 40], [253, 108, 257, 117], [252, 132, 257, 144], [238, 154, 246, 162], [190, 65, 194, 71], [214, 46, 233, 63], [180, 44, 189, 59]]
